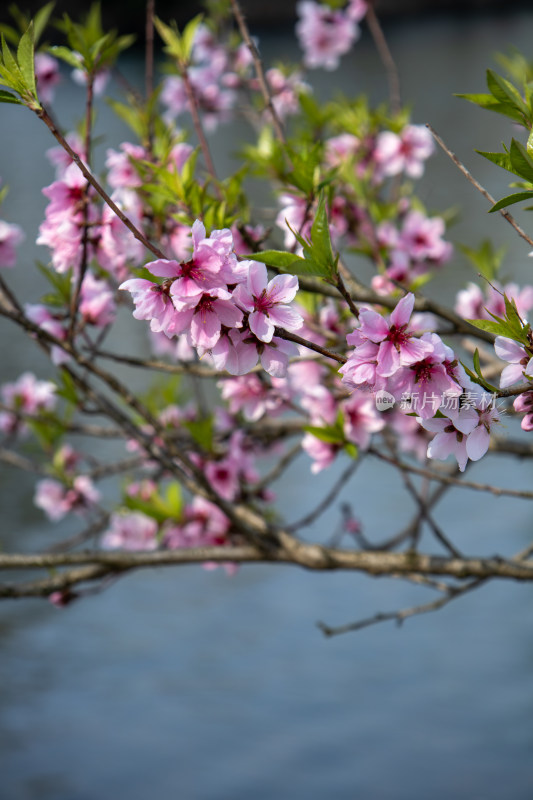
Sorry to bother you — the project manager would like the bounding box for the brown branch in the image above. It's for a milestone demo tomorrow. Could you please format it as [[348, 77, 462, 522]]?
[[369, 447, 533, 500], [287, 459, 360, 532], [229, 0, 287, 147], [426, 123, 533, 249], [318, 578, 485, 637], [2, 546, 533, 591], [34, 105, 166, 260], [274, 327, 347, 364], [365, 2, 401, 116]]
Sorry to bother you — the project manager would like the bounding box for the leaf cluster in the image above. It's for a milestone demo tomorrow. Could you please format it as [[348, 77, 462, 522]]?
[[52, 3, 134, 76], [0, 22, 40, 108], [244, 192, 338, 279]]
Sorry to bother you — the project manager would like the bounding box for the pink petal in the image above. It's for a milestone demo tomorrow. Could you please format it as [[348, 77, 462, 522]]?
[[466, 425, 490, 461], [248, 262, 268, 297], [267, 273, 299, 304], [390, 292, 415, 327], [146, 259, 181, 278], [360, 308, 389, 342], [249, 310, 274, 342], [494, 336, 524, 363], [268, 304, 303, 331]]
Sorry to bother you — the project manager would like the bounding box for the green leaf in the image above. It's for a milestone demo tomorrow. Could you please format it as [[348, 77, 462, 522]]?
[[57, 370, 78, 404], [17, 23, 37, 99], [465, 318, 502, 335], [49, 45, 83, 69], [344, 443, 358, 460], [509, 138, 533, 182], [0, 88, 22, 103], [184, 416, 214, 452], [181, 14, 203, 63], [460, 361, 499, 393], [473, 347, 482, 377], [458, 239, 506, 281], [486, 69, 529, 119], [527, 128, 533, 159], [243, 250, 306, 269], [476, 149, 512, 172], [489, 191, 533, 212], [33, 2, 56, 44], [456, 92, 525, 123], [310, 191, 336, 277], [304, 425, 343, 444]]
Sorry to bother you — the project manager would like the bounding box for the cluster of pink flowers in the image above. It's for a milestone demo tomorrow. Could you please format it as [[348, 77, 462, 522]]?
[[102, 498, 236, 574], [34, 474, 100, 521], [373, 124, 435, 180], [372, 209, 453, 294], [494, 335, 533, 431], [296, 1, 367, 71], [339, 293, 500, 471], [34, 444, 100, 522], [120, 220, 304, 377], [0, 372, 56, 437], [0, 218, 24, 268], [34, 52, 61, 104], [455, 281, 533, 322], [161, 24, 253, 131]]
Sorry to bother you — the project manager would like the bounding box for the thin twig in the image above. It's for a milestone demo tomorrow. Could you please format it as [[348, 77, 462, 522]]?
[[427, 123, 533, 249], [35, 105, 166, 259], [369, 447, 533, 500], [229, 0, 287, 147], [317, 578, 485, 637], [365, 2, 401, 116], [287, 459, 360, 532]]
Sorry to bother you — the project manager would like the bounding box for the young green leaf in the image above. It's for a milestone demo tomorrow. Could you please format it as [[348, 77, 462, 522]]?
[[509, 138, 533, 183], [17, 23, 37, 100], [489, 191, 533, 212], [310, 191, 336, 277]]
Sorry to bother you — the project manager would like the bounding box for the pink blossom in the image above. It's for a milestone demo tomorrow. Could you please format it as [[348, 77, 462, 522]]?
[[79, 273, 116, 327], [264, 67, 310, 119], [373, 124, 434, 179], [46, 133, 85, 178], [34, 53, 61, 104], [296, 1, 360, 71], [173, 287, 243, 349], [397, 211, 452, 264], [219, 374, 284, 421], [119, 278, 177, 334], [494, 336, 533, 388], [101, 511, 158, 550], [389, 333, 462, 418], [105, 143, 146, 189], [301, 432, 338, 473], [0, 220, 24, 268], [1, 372, 56, 415], [98, 189, 145, 279], [210, 328, 299, 377], [232, 262, 302, 342], [346, 0, 368, 21], [324, 133, 360, 167], [357, 293, 433, 377], [455, 281, 533, 322], [34, 475, 100, 521], [419, 389, 500, 471], [161, 62, 236, 131], [25, 304, 69, 365], [342, 392, 384, 449], [513, 391, 533, 431]]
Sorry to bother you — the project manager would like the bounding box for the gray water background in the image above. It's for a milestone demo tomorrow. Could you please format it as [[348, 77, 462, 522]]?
[[1, 11, 533, 799]]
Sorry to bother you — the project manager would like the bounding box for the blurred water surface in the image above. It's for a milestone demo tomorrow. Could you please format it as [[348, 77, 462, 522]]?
[[1, 11, 533, 800]]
